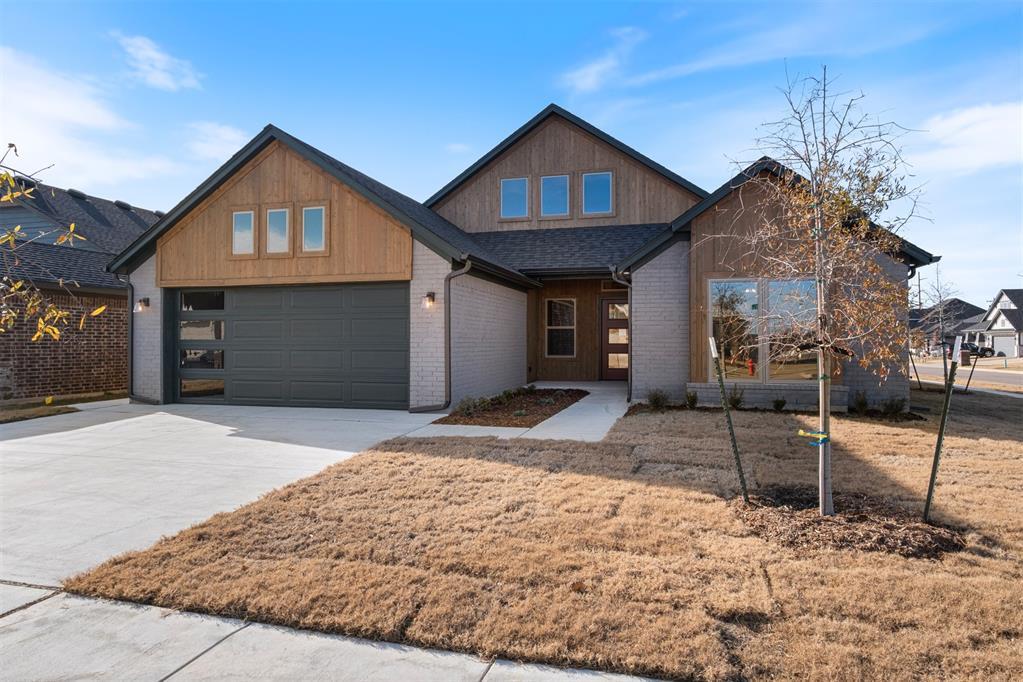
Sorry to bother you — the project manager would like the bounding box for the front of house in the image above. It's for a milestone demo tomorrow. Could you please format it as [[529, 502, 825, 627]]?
[[108, 105, 938, 411], [963, 289, 1023, 358]]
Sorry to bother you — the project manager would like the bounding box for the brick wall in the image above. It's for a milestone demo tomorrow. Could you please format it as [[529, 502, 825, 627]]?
[[0, 288, 128, 401], [409, 240, 448, 408], [631, 240, 689, 400], [686, 382, 849, 412], [450, 273, 527, 405], [130, 254, 164, 402]]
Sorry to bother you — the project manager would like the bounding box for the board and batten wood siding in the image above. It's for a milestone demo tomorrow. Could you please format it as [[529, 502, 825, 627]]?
[[156, 141, 412, 287], [527, 279, 613, 382], [433, 116, 701, 233]]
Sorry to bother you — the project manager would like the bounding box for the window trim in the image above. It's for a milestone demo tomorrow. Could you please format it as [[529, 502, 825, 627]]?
[[298, 203, 330, 256], [228, 208, 257, 259], [262, 203, 293, 257], [706, 277, 818, 384], [581, 170, 615, 216], [544, 297, 577, 358], [499, 177, 530, 221], [539, 174, 571, 219]]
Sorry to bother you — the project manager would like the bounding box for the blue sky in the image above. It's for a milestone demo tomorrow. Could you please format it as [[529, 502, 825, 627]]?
[[2, 1, 1020, 305]]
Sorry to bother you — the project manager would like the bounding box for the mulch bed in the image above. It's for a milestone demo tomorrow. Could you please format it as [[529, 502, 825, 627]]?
[[733, 485, 966, 559], [435, 388, 588, 427]]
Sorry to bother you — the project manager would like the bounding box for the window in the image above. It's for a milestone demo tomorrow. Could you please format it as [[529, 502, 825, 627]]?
[[540, 175, 569, 217], [180, 378, 225, 398], [266, 208, 289, 253], [582, 172, 613, 214], [545, 299, 575, 357], [302, 206, 326, 252], [500, 178, 529, 219], [608, 329, 629, 344], [179, 319, 224, 341], [180, 349, 225, 370], [181, 291, 224, 311], [232, 211, 254, 255], [608, 303, 629, 319], [608, 353, 629, 369], [709, 279, 817, 383]]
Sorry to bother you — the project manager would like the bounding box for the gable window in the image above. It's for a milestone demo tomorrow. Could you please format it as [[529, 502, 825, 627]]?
[[540, 175, 569, 217], [582, 171, 613, 215], [545, 298, 576, 357], [709, 279, 817, 383], [302, 206, 326, 252], [266, 208, 290, 254], [231, 211, 255, 255], [500, 177, 529, 219]]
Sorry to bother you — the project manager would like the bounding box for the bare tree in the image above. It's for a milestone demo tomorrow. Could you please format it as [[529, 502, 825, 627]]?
[[712, 66, 920, 516], [1, 144, 107, 341]]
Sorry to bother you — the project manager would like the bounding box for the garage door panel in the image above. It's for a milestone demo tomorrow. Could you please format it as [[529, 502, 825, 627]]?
[[176, 283, 409, 409]]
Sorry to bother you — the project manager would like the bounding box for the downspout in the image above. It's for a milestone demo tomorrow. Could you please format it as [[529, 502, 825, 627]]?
[[610, 266, 633, 402], [115, 274, 160, 405], [409, 258, 473, 413]]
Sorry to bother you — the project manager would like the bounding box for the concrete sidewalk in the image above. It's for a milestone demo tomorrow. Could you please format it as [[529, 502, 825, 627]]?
[[0, 592, 648, 681]]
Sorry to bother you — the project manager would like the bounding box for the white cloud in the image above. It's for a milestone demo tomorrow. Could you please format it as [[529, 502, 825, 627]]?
[[186, 122, 249, 162], [910, 102, 1023, 176], [113, 32, 201, 91], [0, 47, 182, 190], [444, 142, 471, 154], [560, 27, 646, 94]]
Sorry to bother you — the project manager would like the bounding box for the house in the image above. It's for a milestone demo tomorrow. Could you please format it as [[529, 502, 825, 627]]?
[[0, 181, 161, 400], [107, 104, 938, 411], [909, 297, 985, 353], [962, 289, 1023, 357]]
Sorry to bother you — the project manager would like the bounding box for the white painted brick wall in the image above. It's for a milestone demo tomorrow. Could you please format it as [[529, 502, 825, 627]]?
[[409, 240, 449, 408], [687, 382, 849, 412], [631, 240, 689, 401], [450, 274, 527, 406], [129, 254, 163, 402]]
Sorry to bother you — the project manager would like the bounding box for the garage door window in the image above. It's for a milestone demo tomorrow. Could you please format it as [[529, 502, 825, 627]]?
[[180, 378, 225, 398], [180, 349, 224, 369], [181, 291, 224, 311], [177, 289, 228, 402], [179, 320, 224, 340]]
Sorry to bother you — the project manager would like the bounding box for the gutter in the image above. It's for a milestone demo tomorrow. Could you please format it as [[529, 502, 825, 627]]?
[[609, 265, 633, 403], [115, 274, 160, 406], [408, 257, 474, 413]]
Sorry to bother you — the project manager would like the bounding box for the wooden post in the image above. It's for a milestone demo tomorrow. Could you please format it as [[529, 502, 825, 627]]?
[[963, 352, 980, 394], [710, 337, 749, 503], [909, 351, 923, 390], [924, 336, 961, 523]]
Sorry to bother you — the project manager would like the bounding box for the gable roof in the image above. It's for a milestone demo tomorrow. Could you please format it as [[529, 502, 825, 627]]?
[[471, 223, 669, 276], [423, 104, 708, 208], [108, 125, 537, 287], [976, 289, 1023, 328], [618, 156, 940, 271]]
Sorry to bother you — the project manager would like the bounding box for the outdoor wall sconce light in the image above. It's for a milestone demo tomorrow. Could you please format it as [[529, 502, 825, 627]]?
[[421, 292, 436, 310], [133, 297, 150, 312]]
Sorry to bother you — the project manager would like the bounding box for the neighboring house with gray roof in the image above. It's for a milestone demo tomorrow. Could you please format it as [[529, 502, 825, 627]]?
[[0, 181, 160, 400], [963, 289, 1023, 357], [108, 104, 938, 411]]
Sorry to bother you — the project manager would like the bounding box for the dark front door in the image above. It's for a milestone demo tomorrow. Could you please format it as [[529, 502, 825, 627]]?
[[601, 298, 629, 381]]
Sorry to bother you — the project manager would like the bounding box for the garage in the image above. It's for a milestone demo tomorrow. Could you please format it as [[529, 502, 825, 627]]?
[[991, 334, 1017, 358], [175, 283, 409, 408]]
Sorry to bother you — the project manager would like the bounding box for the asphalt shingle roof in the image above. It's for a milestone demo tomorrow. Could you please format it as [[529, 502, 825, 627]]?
[[4, 241, 127, 289], [471, 224, 669, 275]]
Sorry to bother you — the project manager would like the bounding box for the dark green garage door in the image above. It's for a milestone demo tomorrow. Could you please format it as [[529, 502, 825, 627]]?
[[175, 283, 409, 409]]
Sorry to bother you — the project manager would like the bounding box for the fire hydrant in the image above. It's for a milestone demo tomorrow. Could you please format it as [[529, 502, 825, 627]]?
[[747, 358, 756, 376]]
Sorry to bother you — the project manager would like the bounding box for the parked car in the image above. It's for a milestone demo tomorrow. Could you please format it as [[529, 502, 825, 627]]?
[[946, 341, 995, 358]]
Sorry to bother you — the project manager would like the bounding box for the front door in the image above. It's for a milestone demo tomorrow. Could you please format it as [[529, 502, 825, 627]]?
[[601, 298, 629, 381]]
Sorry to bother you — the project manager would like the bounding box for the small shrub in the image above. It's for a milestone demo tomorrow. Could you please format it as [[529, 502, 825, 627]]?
[[646, 388, 670, 412], [512, 409, 527, 417], [772, 397, 787, 412], [880, 397, 906, 417], [499, 389, 517, 404], [685, 391, 699, 409], [539, 396, 555, 406], [727, 384, 745, 410], [851, 390, 869, 415], [454, 396, 483, 417], [523, 383, 537, 394]]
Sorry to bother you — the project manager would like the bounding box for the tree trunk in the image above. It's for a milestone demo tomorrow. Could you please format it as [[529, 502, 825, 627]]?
[[818, 350, 835, 515]]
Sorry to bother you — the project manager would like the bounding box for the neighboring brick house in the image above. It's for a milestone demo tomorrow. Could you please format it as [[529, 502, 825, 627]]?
[[0, 182, 160, 400], [107, 105, 939, 411]]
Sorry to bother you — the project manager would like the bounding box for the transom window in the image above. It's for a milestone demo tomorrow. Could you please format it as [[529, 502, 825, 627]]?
[[266, 208, 290, 253], [582, 171, 613, 215], [709, 279, 817, 383], [500, 177, 529, 219], [302, 206, 326, 252], [231, 211, 254, 255], [545, 298, 576, 357], [540, 175, 569, 217]]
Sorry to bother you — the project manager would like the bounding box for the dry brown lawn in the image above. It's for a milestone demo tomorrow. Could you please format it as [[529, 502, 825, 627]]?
[[67, 389, 1023, 681]]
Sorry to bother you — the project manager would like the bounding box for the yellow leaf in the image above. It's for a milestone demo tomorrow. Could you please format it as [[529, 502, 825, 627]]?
[[79, 313, 86, 330], [68, 223, 75, 232], [44, 396, 53, 405], [90, 305, 107, 317]]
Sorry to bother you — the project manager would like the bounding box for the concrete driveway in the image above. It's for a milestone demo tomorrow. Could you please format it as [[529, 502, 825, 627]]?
[[1, 400, 436, 586]]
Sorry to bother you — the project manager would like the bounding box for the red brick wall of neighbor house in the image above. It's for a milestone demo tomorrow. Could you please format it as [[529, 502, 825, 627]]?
[[0, 289, 128, 400]]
